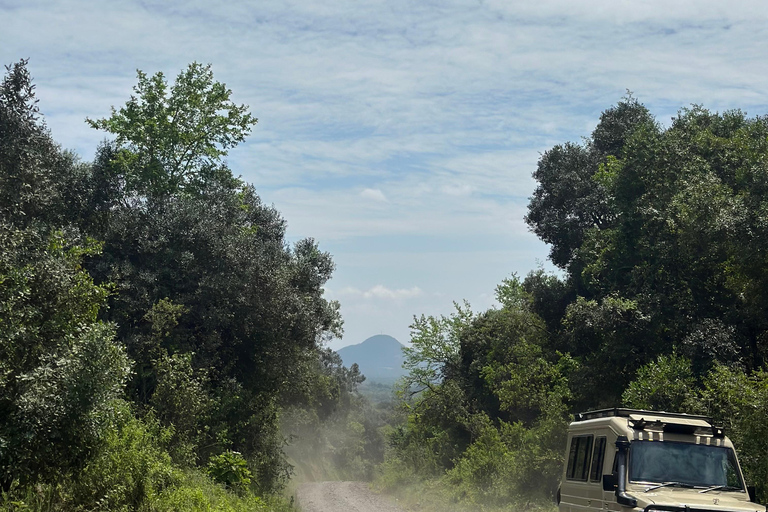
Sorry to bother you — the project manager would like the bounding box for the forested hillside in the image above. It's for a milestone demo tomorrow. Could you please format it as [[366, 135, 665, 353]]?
[[380, 96, 768, 510], [0, 60, 370, 511]]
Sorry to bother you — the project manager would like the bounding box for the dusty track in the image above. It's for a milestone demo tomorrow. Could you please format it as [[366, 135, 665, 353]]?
[[296, 481, 405, 512]]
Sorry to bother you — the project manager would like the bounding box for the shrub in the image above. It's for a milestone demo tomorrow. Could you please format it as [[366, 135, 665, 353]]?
[[72, 403, 179, 510], [3, 322, 131, 485], [622, 354, 697, 412], [150, 351, 212, 466], [207, 451, 252, 493]]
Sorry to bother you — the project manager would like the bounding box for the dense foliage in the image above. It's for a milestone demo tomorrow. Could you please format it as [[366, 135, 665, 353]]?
[[7, 56, 768, 511], [381, 95, 768, 508], [0, 60, 355, 511]]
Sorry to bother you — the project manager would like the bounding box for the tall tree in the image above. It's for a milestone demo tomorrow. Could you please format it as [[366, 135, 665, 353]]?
[[87, 62, 257, 197], [83, 63, 341, 489], [526, 96, 655, 272], [0, 61, 130, 487], [529, 98, 768, 375], [0, 60, 91, 227]]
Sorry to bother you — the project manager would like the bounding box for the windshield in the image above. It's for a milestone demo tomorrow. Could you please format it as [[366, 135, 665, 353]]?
[[629, 441, 744, 489]]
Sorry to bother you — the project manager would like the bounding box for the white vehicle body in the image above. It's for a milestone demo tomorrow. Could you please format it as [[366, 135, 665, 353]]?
[[558, 408, 765, 512]]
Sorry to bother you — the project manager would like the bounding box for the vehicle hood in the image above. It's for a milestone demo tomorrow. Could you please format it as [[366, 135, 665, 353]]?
[[633, 487, 765, 512]]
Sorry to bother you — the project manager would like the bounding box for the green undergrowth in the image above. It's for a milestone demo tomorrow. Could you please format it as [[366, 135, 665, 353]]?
[[1, 468, 295, 512], [155, 469, 292, 512], [0, 409, 295, 512], [373, 462, 557, 512]]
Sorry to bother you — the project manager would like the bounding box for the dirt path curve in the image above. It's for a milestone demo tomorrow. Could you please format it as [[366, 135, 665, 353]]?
[[296, 481, 406, 512]]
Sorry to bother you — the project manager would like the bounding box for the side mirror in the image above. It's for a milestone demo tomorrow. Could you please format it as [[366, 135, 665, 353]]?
[[748, 486, 756, 503], [603, 474, 617, 492]]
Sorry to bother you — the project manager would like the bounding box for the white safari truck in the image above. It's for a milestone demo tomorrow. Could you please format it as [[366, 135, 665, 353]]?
[[558, 408, 764, 512]]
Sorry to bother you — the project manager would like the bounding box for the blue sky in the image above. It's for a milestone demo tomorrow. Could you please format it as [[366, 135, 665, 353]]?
[[3, 0, 768, 349]]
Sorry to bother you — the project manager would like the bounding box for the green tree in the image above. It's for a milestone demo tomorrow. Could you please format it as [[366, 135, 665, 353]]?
[[527, 98, 768, 388], [690, 365, 768, 501], [82, 63, 341, 492], [0, 60, 91, 228], [391, 302, 483, 475], [402, 301, 474, 394], [622, 354, 697, 412], [386, 280, 572, 505], [0, 226, 130, 486], [584, 107, 768, 368], [87, 62, 256, 197], [521, 268, 574, 337], [0, 61, 132, 486], [526, 95, 654, 271], [562, 295, 653, 408]]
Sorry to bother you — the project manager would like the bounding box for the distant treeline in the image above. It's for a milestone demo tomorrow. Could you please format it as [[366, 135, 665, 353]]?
[[0, 60, 368, 511], [380, 96, 768, 509]]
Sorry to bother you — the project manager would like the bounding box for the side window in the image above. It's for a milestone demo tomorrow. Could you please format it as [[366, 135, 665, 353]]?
[[590, 437, 607, 482], [566, 435, 594, 481]]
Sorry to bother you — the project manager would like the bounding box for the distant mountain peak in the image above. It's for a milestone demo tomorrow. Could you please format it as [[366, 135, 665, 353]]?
[[359, 334, 401, 347], [337, 334, 407, 385]]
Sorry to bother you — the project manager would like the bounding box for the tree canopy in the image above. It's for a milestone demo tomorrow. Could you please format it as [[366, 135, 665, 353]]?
[[10, 57, 768, 510], [0, 60, 353, 508], [87, 62, 257, 197], [388, 96, 768, 506]]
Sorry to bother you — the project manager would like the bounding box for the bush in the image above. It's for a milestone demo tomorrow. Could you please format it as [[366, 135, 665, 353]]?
[[154, 469, 272, 512], [696, 365, 768, 502], [0, 403, 296, 512], [622, 354, 697, 412], [2, 322, 131, 485], [0, 227, 128, 486], [207, 451, 252, 493], [72, 403, 179, 510], [150, 351, 212, 466], [445, 425, 512, 504]]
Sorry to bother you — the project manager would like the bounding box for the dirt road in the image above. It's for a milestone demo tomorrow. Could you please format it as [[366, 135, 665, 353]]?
[[296, 481, 405, 512]]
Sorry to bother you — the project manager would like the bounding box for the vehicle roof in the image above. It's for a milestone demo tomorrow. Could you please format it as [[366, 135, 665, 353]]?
[[568, 408, 727, 442], [575, 408, 713, 425]]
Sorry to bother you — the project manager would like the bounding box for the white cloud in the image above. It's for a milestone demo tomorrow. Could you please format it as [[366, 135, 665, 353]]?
[[359, 188, 388, 202], [440, 183, 474, 197], [336, 285, 423, 300], [5, 0, 768, 347], [364, 285, 422, 300]]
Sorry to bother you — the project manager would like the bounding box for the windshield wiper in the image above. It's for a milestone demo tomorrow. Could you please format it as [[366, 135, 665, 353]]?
[[644, 482, 695, 492], [699, 485, 742, 493]]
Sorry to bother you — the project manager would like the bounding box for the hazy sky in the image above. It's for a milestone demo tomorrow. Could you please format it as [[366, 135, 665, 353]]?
[[3, 0, 768, 349]]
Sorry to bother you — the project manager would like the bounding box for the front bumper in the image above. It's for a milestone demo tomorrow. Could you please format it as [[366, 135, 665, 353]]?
[[644, 505, 763, 512]]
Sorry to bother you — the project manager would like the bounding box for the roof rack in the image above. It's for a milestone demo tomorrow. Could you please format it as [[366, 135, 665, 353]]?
[[576, 408, 713, 424]]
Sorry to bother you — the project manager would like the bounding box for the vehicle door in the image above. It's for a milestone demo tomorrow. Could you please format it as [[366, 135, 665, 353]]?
[[560, 433, 606, 512]]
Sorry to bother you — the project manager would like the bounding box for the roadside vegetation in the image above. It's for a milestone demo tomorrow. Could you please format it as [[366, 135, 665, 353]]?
[[4, 58, 768, 512], [376, 96, 768, 510], [0, 59, 353, 511]]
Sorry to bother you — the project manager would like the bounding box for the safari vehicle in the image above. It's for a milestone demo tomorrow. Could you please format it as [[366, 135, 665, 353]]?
[[558, 408, 764, 512]]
